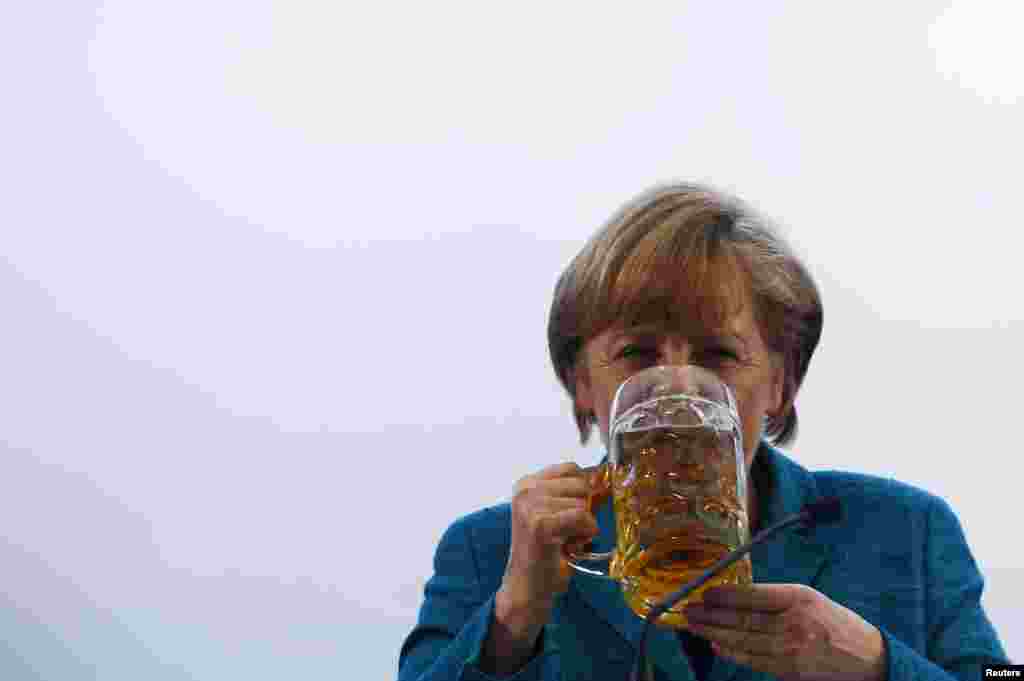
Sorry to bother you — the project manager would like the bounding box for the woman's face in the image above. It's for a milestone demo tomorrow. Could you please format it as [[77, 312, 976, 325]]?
[[574, 294, 783, 469]]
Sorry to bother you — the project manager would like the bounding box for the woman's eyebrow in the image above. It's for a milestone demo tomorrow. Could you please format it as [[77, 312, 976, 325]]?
[[719, 333, 752, 354], [700, 331, 749, 346], [607, 326, 660, 344], [607, 327, 751, 350], [615, 322, 668, 336]]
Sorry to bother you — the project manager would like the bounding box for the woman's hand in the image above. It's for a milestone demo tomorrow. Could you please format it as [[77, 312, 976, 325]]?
[[500, 462, 598, 613], [482, 462, 598, 676], [682, 584, 887, 681]]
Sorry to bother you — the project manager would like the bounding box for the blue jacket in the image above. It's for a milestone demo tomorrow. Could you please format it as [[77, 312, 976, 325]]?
[[399, 445, 1008, 680]]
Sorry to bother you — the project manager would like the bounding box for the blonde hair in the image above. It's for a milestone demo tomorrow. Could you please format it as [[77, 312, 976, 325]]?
[[547, 183, 823, 446]]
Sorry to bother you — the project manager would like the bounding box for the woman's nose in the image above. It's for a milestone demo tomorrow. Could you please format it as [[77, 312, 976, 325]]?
[[657, 340, 692, 367]]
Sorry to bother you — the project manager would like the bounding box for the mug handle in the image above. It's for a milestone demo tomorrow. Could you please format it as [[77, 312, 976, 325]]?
[[564, 463, 615, 578]]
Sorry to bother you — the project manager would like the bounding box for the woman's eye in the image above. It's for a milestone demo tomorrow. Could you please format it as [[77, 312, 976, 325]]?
[[617, 345, 652, 360], [700, 347, 739, 363]]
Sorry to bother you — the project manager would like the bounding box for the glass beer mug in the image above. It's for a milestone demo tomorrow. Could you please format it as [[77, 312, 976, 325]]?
[[567, 365, 752, 627]]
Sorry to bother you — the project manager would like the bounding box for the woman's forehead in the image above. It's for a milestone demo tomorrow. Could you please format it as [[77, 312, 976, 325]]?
[[591, 244, 750, 320], [592, 300, 754, 347], [596, 279, 752, 336]]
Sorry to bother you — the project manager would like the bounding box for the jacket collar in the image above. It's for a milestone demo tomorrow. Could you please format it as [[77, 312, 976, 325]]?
[[564, 442, 834, 681]]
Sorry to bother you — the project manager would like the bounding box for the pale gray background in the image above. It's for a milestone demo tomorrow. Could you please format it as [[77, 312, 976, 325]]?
[[1, 2, 1021, 679]]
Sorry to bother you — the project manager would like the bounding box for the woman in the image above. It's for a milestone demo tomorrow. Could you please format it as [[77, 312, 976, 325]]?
[[398, 184, 1008, 681]]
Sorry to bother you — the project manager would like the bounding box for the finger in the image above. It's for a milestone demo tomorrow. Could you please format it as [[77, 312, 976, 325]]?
[[685, 621, 788, 657], [535, 476, 593, 499], [534, 507, 599, 545], [700, 584, 803, 612], [534, 496, 589, 514], [682, 605, 784, 634], [710, 641, 797, 677], [517, 465, 589, 493], [514, 480, 592, 510], [540, 462, 585, 479]]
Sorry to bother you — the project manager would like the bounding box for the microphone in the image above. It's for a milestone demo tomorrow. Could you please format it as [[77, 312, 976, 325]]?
[[629, 497, 842, 681]]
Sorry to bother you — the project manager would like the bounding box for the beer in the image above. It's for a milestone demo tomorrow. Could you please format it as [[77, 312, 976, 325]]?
[[610, 422, 751, 627], [564, 367, 753, 628]]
